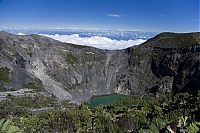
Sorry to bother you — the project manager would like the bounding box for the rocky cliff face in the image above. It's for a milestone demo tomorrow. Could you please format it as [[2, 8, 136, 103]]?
[[0, 31, 200, 104]]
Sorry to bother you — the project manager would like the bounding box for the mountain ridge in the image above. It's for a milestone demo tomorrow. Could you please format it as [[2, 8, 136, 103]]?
[[0, 31, 200, 104]]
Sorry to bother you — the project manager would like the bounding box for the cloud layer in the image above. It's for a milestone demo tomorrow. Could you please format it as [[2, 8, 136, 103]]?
[[42, 34, 146, 50]]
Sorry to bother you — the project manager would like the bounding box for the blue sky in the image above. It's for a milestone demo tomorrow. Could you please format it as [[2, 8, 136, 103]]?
[[0, 0, 199, 32]]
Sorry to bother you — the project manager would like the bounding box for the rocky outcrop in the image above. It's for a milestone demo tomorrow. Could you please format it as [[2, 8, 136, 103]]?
[[138, 32, 200, 95], [0, 31, 200, 104]]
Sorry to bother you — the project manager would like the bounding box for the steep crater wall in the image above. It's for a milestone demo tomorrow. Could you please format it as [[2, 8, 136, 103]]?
[[0, 32, 200, 104]]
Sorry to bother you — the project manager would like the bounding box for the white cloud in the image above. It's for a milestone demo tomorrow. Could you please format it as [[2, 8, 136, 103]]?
[[41, 34, 146, 50], [17, 32, 26, 35], [106, 14, 121, 18]]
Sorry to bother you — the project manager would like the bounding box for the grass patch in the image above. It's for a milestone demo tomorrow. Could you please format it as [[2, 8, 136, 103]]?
[[0, 87, 6, 92], [24, 79, 43, 92], [63, 52, 77, 64], [9, 95, 57, 109], [26, 47, 33, 57], [0, 95, 57, 118], [0, 67, 11, 83]]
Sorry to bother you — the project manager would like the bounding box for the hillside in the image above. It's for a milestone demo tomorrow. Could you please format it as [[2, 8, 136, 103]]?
[[0, 31, 200, 105], [1, 31, 200, 132]]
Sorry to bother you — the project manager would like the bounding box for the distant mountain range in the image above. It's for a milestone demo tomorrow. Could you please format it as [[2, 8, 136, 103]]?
[[1, 29, 157, 50], [2, 29, 157, 40]]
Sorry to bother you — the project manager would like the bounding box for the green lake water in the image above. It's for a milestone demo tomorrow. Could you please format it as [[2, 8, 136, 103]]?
[[89, 94, 125, 108]]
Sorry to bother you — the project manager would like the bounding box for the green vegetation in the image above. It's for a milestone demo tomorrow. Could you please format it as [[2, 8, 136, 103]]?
[[0, 119, 22, 133], [129, 45, 152, 59], [0, 95, 57, 118], [8, 95, 57, 108], [27, 52, 32, 57], [1, 48, 15, 61], [24, 80, 43, 92], [0, 87, 6, 92], [85, 53, 98, 61], [0, 67, 11, 84], [26, 47, 33, 57], [84, 52, 104, 62], [63, 52, 77, 64], [71, 44, 88, 49], [145, 32, 200, 48], [0, 91, 199, 132]]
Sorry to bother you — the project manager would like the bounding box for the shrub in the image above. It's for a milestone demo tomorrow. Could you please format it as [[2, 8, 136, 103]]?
[[0, 119, 22, 133], [24, 79, 43, 92], [0, 67, 11, 83]]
